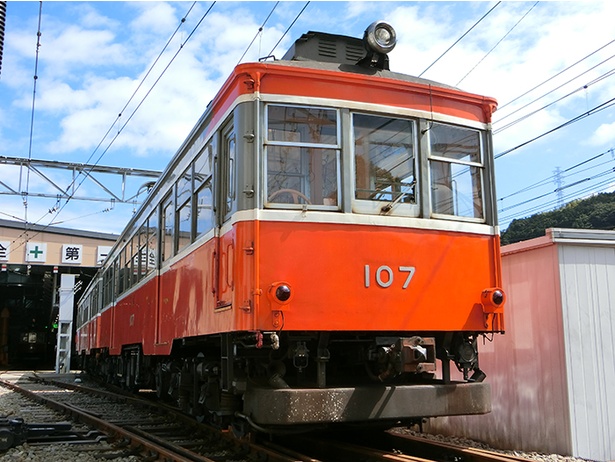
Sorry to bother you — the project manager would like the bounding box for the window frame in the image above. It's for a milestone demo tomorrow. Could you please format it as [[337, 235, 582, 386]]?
[[193, 139, 216, 240], [176, 165, 193, 253], [264, 103, 342, 211], [427, 122, 486, 223], [350, 111, 420, 217], [161, 193, 175, 263]]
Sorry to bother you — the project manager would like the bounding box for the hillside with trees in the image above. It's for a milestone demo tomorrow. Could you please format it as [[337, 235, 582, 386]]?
[[500, 191, 615, 245]]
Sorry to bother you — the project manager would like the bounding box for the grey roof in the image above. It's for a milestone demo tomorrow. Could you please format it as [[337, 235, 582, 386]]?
[[0, 218, 119, 242]]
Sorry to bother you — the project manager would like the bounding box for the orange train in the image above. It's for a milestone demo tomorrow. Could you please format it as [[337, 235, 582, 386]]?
[[76, 21, 505, 432]]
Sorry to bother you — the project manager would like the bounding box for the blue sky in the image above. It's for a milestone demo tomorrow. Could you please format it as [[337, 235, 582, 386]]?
[[1, 1, 614, 234]]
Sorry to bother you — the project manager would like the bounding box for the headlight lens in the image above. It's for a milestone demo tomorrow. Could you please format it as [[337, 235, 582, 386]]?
[[365, 21, 397, 54], [492, 290, 504, 305], [275, 285, 291, 302]]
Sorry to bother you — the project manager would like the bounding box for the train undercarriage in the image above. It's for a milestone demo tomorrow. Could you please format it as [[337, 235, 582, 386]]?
[[81, 331, 490, 432]]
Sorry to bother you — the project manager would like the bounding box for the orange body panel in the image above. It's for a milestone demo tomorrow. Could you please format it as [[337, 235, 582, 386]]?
[[78, 218, 503, 357], [256, 220, 502, 332], [157, 240, 219, 353]]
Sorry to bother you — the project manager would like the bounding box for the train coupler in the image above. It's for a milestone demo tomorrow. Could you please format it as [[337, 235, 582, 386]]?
[[369, 336, 436, 381]]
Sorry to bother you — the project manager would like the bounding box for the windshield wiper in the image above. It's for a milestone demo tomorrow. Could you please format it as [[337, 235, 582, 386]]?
[[379, 180, 416, 215]]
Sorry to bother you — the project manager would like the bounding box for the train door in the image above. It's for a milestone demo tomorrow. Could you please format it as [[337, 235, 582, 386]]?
[[214, 119, 236, 309], [155, 194, 174, 346]]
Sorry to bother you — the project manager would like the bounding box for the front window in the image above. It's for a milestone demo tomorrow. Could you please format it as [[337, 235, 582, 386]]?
[[266, 105, 340, 208], [429, 123, 484, 219], [353, 114, 416, 207]]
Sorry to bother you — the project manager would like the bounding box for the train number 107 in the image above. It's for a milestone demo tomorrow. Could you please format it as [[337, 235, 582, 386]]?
[[364, 265, 416, 289]]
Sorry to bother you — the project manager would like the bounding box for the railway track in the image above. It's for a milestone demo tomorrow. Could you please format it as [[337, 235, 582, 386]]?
[[265, 430, 537, 462], [0, 372, 297, 461], [0, 372, 533, 462]]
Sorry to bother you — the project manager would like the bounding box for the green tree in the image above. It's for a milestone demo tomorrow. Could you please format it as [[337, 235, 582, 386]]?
[[500, 192, 615, 245]]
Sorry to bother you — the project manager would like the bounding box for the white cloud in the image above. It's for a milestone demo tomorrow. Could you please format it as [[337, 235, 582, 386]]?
[[129, 2, 179, 35], [589, 121, 615, 147], [41, 25, 130, 75]]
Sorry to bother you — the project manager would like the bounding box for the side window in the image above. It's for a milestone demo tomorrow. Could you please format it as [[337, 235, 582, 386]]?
[[124, 238, 134, 291], [194, 140, 215, 238], [112, 258, 119, 299], [116, 252, 124, 295], [353, 113, 416, 206], [161, 194, 174, 262], [222, 123, 236, 220], [176, 167, 192, 252], [77, 297, 84, 326], [429, 123, 484, 219], [103, 268, 111, 307], [147, 208, 158, 274], [265, 104, 340, 208], [136, 223, 148, 281]]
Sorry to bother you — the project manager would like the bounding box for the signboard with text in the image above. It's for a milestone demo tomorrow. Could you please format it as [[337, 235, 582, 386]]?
[[25, 242, 47, 263]]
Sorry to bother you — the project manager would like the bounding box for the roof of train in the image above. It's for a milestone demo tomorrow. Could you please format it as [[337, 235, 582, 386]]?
[[259, 58, 498, 113], [268, 58, 461, 92]]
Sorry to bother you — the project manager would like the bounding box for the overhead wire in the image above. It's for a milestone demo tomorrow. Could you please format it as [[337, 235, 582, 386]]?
[[9, 2, 216, 252], [11, 0, 311, 252], [499, 165, 615, 214], [0, 211, 27, 222], [494, 59, 615, 133], [498, 148, 615, 202], [54, 2, 216, 210], [498, 148, 615, 225], [49, 207, 115, 227], [497, 37, 615, 112], [82, 2, 216, 177], [456, 1, 539, 87], [11, 0, 313, 251], [49, 0, 302, 240], [266, 1, 310, 59], [494, 96, 615, 160], [11, 2, 200, 238], [418, 1, 501, 78], [237, 1, 279, 65], [500, 175, 615, 225], [497, 122, 615, 225], [68, 1, 199, 186], [24, 1, 43, 226], [491, 36, 615, 225]]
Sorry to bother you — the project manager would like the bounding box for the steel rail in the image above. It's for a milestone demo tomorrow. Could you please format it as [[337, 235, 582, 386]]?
[[34, 376, 303, 462], [0, 378, 211, 461]]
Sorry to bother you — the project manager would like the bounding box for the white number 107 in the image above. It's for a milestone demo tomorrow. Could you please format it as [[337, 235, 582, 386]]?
[[364, 265, 416, 289]]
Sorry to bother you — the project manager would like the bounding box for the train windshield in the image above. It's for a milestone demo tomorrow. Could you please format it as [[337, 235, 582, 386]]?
[[264, 104, 486, 222], [353, 113, 416, 205], [265, 105, 340, 208], [428, 123, 484, 219]]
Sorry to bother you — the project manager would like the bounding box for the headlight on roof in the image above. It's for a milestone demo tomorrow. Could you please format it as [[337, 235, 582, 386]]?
[[365, 21, 397, 54]]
